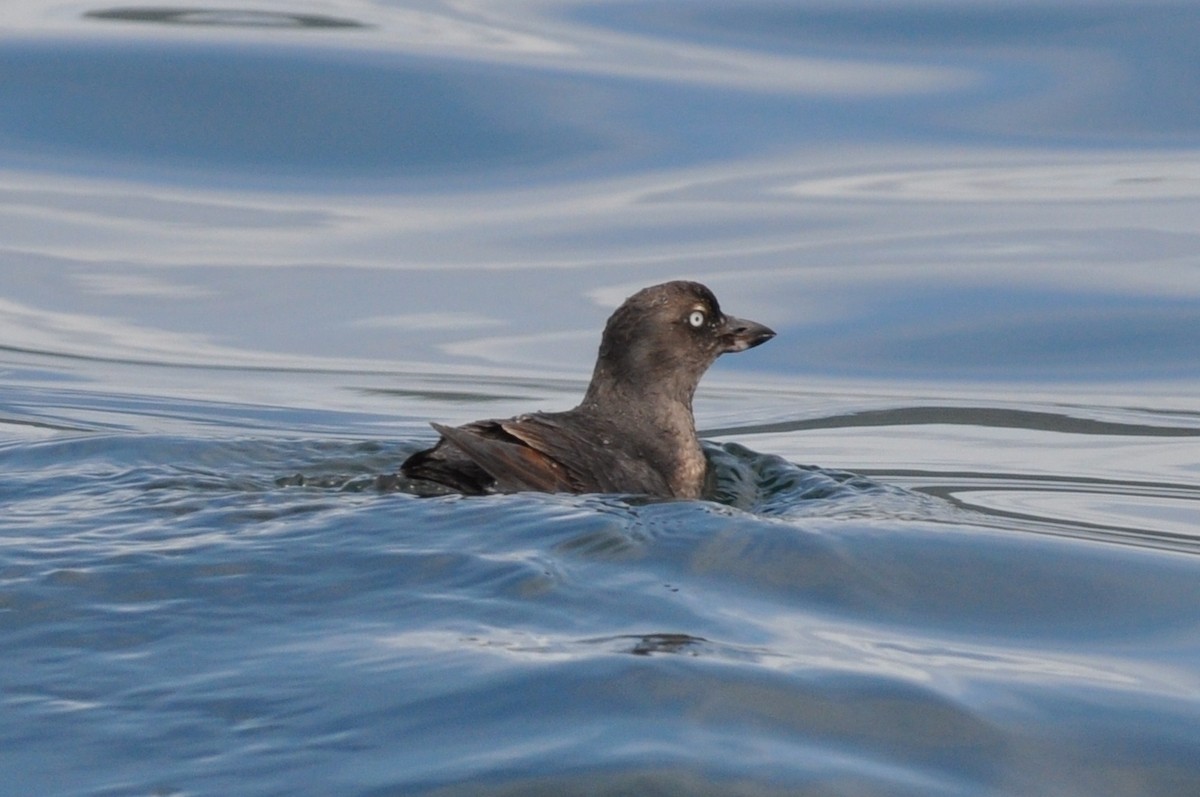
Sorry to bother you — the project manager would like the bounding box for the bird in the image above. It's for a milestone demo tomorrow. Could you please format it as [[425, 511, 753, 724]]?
[[399, 280, 775, 499]]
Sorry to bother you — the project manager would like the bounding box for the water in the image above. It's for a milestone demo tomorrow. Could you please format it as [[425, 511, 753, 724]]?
[[3, 2, 1200, 795]]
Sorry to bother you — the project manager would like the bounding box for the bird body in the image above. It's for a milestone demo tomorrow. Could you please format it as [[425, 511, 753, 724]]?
[[400, 281, 774, 498]]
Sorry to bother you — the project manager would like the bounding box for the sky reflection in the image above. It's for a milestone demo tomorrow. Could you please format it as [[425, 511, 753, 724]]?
[[0, 1, 1197, 387]]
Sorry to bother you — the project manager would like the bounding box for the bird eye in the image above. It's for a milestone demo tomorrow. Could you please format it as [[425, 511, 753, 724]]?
[[688, 310, 706, 328]]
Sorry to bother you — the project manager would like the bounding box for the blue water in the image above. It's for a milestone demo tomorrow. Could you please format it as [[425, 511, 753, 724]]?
[[3, 2, 1200, 795]]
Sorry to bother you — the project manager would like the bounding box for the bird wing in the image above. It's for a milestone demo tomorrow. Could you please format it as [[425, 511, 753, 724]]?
[[498, 415, 674, 496], [399, 429, 495, 494], [430, 422, 577, 493]]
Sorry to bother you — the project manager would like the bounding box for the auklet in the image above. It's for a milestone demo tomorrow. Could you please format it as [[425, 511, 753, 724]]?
[[399, 281, 775, 498]]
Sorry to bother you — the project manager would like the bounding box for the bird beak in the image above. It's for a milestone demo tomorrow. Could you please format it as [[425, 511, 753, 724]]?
[[720, 315, 776, 353]]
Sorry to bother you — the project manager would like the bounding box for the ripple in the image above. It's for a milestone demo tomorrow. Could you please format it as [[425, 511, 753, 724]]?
[[948, 480, 1200, 545], [705, 441, 946, 520]]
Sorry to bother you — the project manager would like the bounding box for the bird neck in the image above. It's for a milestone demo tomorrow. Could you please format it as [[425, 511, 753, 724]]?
[[580, 360, 706, 499], [582, 360, 696, 419]]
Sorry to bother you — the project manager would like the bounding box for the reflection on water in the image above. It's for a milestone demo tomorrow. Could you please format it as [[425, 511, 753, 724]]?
[[785, 157, 1200, 202], [0, 42, 613, 184], [4, 148, 1199, 378], [3, 0, 1200, 795]]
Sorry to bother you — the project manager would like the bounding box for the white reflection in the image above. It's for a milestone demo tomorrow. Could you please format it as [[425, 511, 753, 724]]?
[[0, 295, 239, 363], [466, 5, 970, 95], [352, 312, 504, 331], [73, 273, 215, 299], [783, 158, 1200, 202], [0, 294, 387, 371], [376, 628, 580, 663], [731, 614, 1200, 699], [960, 489, 1200, 539], [753, 423, 1200, 490], [441, 329, 596, 367], [811, 627, 1142, 687]]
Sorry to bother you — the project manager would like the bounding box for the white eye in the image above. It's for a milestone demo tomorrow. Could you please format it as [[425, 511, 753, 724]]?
[[688, 310, 706, 328]]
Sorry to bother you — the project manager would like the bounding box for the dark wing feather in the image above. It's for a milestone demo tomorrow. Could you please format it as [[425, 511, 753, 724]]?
[[499, 415, 674, 496], [399, 431, 495, 494], [402, 412, 676, 496], [429, 422, 577, 493]]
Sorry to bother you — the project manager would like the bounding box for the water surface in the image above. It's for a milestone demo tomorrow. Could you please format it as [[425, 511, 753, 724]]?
[[2, 2, 1200, 795]]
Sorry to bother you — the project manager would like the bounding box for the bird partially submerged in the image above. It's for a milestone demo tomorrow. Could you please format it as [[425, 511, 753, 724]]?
[[400, 281, 775, 499]]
